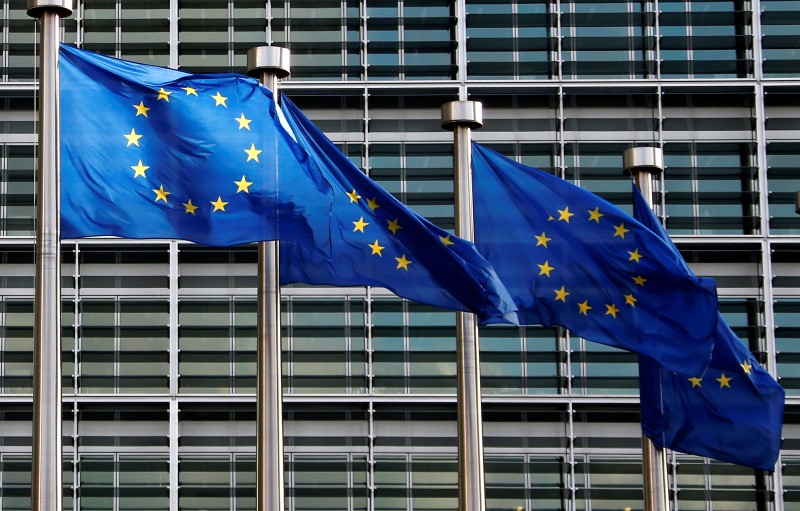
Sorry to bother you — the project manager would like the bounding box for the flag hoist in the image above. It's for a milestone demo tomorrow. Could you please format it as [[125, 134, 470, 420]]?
[[28, 2, 73, 511], [247, 46, 291, 511], [622, 146, 670, 511], [441, 101, 487, 511]]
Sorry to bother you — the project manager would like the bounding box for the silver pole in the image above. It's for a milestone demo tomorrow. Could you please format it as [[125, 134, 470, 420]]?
[[623, 146, 669, 511], [442, 101, 486, 511], [247, 46, 290, 511], [27, 3, 72, 511]]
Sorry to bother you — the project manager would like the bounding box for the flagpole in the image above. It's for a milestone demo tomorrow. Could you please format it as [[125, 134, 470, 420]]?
[[247, 46, 291, 511], [27, 3, 72, 511], [442, 101, 486, 511], [623, 146, 669, 511]]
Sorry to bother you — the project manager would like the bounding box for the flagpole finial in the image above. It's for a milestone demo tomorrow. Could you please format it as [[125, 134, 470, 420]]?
[[27, 0, 73, 18], [247, 46, 291, 79], [623, 146, 664, 176], [441, 101, 483, 131]]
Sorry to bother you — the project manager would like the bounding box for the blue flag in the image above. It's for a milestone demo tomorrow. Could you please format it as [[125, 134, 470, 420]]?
[[278, 96, 518, 323], [59, 45, 332, 249], [471, 142, 718, 375], [633, 185, 784, 471]]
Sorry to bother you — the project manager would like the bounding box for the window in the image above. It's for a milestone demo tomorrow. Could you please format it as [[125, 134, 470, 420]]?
[[760, 0, 800, 76], [78, 455, 169, 511], [366, 0, 456, 80], [466, 0, 556, 79], [561, 0, 652, 79], [662, 142, 759, 235], [284, 298, 367, 394], [178, 299, 256, 394], [79, 299, 169, 394], [659, 0, 752, 78]]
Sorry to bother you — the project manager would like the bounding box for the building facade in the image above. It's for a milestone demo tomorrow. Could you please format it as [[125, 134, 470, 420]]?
[[0, 0, 798, 509]]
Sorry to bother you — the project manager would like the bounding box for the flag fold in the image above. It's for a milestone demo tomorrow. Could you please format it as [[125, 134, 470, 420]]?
[[633, 184, 784, 471], [471, 142, 718, 375], [59, 44, 333, 249], [278, 96, 518, 323]]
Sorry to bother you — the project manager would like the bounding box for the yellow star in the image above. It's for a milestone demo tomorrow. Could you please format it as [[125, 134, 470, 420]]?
[[614, 223, 630, 238], [440, 234, 454, 246], [244, 144, 262, 162], [538, 261, 555, 277], [369, 240, 384, 256], [133, 101, 150, 117], [346, 189, 361, 203], [152, 185, 170, 203], [124, 128, 142, 147], [689, 377, 703, 388], [717, 373, 732, 388], [628, 248, 642, 263], [212, 91, 228, 107], [387, 218, 402, 235], [557, 207, 574, 223], [535, 232, 551, 247], [588, 207, 604, 223], [353, 216, 369, 233], [211, 196, 229, 212], [235, 113, 252, 130], [632, 275, 647, 286], [183, 86, 198, 96], [183, 199, 198, 215], [554, 286, 570, 302], [625, 294, 637, 307], [605, 303, 620, 318], [578, 300, 592, 315], [131, 160, 149, 178], [395, 254, 412, 270], [741, 360, 752, 374], [235, 175, 253, 193], [157, 87, 171, 101], [367, 198, 380, 211], [547, 215, 554, 221]]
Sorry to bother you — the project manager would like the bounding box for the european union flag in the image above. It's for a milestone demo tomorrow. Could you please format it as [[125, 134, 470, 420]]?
[[278, 96, 518, 323], [59, 45, 332, 249], [633, 184, 785, 471], [472, 142, 718, 375]]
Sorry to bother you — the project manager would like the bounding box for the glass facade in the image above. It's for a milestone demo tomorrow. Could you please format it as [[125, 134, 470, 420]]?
[[0, 0, 797, 509]]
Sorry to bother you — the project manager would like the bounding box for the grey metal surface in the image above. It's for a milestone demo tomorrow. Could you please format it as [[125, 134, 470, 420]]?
[[441, 101, 483, 132], [257, 240, 284, 511], [623, 146, 664, 176], [444, 100, 486, 511], [27, 0, 72, 17], [642, 433, 670, 511], [247, 46, 291, 80], [29, 6, 69, 511], [629, 149, 670, 511], [249, 46, 290, 511]]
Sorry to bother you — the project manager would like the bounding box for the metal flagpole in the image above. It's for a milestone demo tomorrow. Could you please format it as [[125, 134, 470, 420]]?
[[441, 101, 486, 511], [246, 46, 291, 511], [27, 2, 72, 511], [623, 146, 670, 511]]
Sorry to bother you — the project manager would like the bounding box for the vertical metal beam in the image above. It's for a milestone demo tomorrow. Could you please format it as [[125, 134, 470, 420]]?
[[168, 0, 178, 69], [623, 146, 670, 511], [452, 0, 469, 97], [247, 45, 290, 511], [168, 241, 179, 511], [27, 3, 72, 511], [441, 100, 485, 511]]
